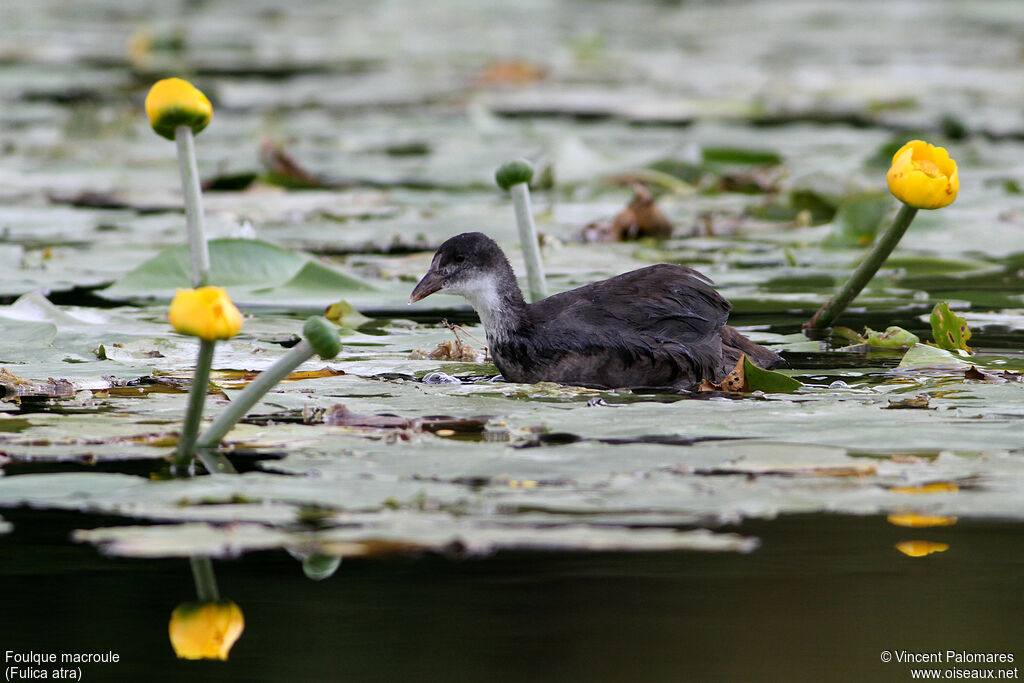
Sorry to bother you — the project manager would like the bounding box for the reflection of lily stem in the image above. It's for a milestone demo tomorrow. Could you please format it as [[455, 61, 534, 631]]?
[[197, 340, 314, 449], [175, 339, 216, 470], [189, 557, 220, 602], [196, 448, 238, 476], [175, 124, 211, 288], [805, 203, 919, 330], [509, 183, 548, 302]]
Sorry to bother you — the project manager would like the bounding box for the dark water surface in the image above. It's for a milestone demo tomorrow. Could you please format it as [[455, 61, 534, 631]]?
[[1, 509, 1019, 683]]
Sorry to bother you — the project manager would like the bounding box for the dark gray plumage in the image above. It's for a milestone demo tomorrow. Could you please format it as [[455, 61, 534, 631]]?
[[410, 232, 782, 391]]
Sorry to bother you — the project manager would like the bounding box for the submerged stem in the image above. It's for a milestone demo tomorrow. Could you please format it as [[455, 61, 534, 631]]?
[[805, 203, 919, 330], [175, 125, 210, 287], [509, 183, 548, 302], [197, 340, 314, 449], [175, 339, 216, 469]]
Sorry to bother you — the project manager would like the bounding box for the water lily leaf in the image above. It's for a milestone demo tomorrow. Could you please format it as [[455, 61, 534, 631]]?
[[324, 301, 371, 328], [930, 302, 973, 353], [100, 238, 377, 305], [864, 326, 920, 348], [822, 192, 891, 248], [896, 343, 972, 370], [0, 320, 58, 352], [698, 355, 801, 394], [701, 147, 782, 166], [884, 395, 932, 410], [742, 356, 803, 393]]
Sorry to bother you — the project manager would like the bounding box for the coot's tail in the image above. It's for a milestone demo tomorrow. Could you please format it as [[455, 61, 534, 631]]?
[[719, 325, 784, 371]]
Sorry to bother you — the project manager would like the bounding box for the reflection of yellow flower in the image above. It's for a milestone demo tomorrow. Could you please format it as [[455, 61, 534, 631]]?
[[169, 600, 244, 661], [169, 287, 243, 341], [887, 513, 958, 528], [145, 78, 212, 141], [886, 140, 959, 209], [895, 540, 949, 557]]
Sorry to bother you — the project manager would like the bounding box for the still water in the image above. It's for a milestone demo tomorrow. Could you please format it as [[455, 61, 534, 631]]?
[[1, 509, 1019, 682]]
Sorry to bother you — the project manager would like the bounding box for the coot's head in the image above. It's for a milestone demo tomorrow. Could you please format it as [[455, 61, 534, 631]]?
[[409, 232, 512, 303]]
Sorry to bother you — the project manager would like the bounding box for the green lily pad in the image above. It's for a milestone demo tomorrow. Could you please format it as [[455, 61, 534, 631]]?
[[896, 343, 972, 370], [930, 302, 973, 353], [864, 326, 920, 349], [743, 355, 803, 393], [823, 192, 891, 248], [99, 238, 378, 307]]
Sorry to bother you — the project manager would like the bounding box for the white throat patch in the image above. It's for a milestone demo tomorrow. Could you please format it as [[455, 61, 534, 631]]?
[[445, 273, 515, 344]]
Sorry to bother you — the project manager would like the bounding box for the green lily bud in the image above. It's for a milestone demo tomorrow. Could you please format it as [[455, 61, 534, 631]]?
[[495, 159, 534, 191], [304, 316, 342, 359]]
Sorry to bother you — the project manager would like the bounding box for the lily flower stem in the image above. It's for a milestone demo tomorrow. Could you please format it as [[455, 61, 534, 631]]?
[[197, 340, 314, 449], [175, 339, 216, 469], [509, 183, 548, 302], [189, 557, 220, 602], [806, 203, 919, 330], [175, 124, 211, 288]]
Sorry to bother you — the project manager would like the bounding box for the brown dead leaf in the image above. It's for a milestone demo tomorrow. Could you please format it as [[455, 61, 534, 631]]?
[[409, 340, 484, 362], [582, 184, 674, 242], [965, 365, 1021, 382], [261, 139, 352, 189], [283, 368, 345, 382], [0, 368, 77, 399], [884, 395, 932, 410], [410, 323, 487, 362], [474, 60, 546, 86], [697, 355, 746, 393]]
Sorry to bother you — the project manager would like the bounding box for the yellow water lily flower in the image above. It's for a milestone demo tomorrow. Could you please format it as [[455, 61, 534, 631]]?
[[886, 140, 959, 209], [169, 600, 244, 661], [145, 78, 212, 141], [169, 287, 243, 341]]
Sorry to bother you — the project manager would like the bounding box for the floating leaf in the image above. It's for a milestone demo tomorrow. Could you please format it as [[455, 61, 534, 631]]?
[[863, 326, 920, 349], [100, 239, 377, 307], [930, 302, 973, 353], [884, 395, 932, 410], [581, 184, 674, 242], [324, 300, 371, 328], [823, 192, 891, 248], [741, 355, 803, 393], [698, 355, 802, 394], [896, 343, 971, 370]]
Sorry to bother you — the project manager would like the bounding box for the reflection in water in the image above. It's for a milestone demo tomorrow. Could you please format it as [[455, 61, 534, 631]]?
[[169, 600, 245, 661], [895, 540, 950, 557], [169, 556, 245, 660], [287, 547, 343, 581], [887, 512, 958, 527]]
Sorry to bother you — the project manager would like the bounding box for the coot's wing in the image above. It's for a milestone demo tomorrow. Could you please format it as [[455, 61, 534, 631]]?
[[531, 264, 729, 341], [524, 265, 731, 384]]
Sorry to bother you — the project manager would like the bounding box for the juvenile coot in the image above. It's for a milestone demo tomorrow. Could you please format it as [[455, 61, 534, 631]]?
[[410, 232, 782, 390]]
